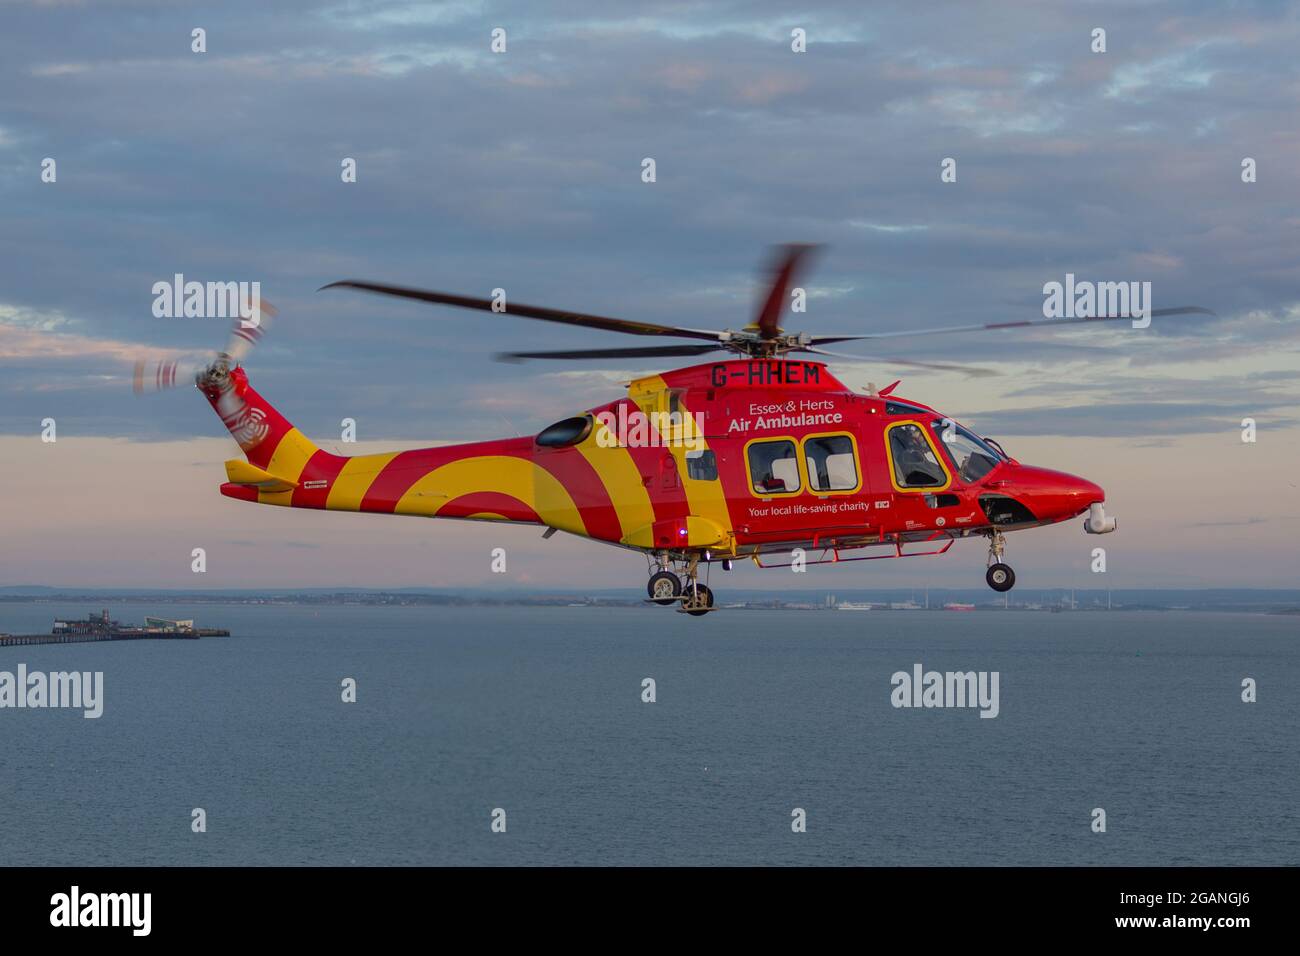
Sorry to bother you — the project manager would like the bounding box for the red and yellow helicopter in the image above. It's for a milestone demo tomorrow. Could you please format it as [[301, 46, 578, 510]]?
[[139, 246, 1210, 615]]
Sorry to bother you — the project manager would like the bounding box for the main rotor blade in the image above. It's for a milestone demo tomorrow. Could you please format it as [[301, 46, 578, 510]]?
[[322, 280, 723, 342], [752, 243, 818, 340], [496, 344, 724, 362], [810, 306, 1215, 346], [800, 346, 998, 378]]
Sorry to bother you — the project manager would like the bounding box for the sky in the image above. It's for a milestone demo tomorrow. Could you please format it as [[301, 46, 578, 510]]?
[[1, 0, 1297, 590]]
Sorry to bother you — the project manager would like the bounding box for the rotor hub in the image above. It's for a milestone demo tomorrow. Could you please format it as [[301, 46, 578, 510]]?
[[720, 330, 811, 358]]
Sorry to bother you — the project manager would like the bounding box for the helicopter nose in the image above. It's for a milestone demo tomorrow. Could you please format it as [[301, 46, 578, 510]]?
[[996, 466, 1104, 522], [1075, 475, 1105, 503], [1054, 470, 1105, 504]]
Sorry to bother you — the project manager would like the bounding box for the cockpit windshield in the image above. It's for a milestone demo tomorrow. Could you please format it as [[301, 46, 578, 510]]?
[[928, 419, 1004, 483]]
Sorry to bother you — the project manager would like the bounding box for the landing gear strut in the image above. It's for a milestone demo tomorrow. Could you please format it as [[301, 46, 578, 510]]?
[[984, 530, 1016, 593], [645, 552, 716, 615]]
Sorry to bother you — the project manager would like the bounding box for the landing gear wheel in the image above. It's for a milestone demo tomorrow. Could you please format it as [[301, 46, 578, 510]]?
[[647, 571, 682, 606], [986, 563, 1016, 592], [683, 583, 714, 617]]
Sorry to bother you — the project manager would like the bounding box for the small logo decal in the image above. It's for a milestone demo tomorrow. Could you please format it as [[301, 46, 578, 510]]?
[[225, 406, 269, 450]]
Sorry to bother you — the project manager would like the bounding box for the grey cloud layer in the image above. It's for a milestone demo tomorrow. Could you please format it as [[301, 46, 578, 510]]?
[[1, 0, 1297, 441]]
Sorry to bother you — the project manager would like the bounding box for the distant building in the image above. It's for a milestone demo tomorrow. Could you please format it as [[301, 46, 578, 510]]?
[[144, 617, 195, 632], [53, 609, 118, 633], [52, 610, 196, 635]]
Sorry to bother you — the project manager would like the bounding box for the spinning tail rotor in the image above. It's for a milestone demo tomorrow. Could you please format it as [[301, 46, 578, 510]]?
[[132, 302, 276, 398]]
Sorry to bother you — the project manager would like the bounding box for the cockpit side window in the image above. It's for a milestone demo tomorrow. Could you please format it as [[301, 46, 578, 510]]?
[[929, 419, 1002, 483], [886, 422, 950, 489]]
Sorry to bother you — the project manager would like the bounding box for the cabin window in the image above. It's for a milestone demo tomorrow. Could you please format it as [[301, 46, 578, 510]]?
[[747, 439, 801, 495], [887, 423, 949, 489], [803, 434, 859, 492], [686, 449, 717, 481], [535, 415, 593, 448]]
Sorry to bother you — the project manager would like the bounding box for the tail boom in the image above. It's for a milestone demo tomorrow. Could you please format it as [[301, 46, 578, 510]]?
[[204, 368, 624, 542]]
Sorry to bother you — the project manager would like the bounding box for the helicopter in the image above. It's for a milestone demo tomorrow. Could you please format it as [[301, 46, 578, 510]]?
[[136, 245, 1211, 615]]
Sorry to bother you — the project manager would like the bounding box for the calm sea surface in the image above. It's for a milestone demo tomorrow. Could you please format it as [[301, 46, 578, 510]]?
[[1, 603, 1296, 866]]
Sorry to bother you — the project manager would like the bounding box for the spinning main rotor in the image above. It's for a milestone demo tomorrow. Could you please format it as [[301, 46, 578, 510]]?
[[131, 245, 1215, 399], [321, 244, 1213, 377]]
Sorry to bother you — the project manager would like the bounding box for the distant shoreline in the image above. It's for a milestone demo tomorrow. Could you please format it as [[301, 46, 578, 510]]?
[[1, 592, 1298, 614]]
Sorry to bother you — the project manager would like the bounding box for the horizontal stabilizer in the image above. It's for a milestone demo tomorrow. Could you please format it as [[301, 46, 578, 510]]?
[[224, 459, 299, 493]]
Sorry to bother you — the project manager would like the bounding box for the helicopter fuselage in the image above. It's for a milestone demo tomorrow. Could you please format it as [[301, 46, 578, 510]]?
[[209, 358, 1108, 570]]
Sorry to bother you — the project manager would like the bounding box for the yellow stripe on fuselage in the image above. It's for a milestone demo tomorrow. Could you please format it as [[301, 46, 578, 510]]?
[[394, 456, 585, 533], [256, 428, 321, 506], [575, 416, 655, 544], [630, 376, 735, 550], [325, 452, 402, 511]]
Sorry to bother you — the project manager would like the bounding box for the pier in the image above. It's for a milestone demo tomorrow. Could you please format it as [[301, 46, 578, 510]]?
[[0, 610, 229, 647]]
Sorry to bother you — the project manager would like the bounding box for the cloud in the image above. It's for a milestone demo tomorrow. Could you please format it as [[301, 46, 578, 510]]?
[[969, 402, 1298, 439], [0, 307, 176, 363], [1187, 515, 1300, 528]]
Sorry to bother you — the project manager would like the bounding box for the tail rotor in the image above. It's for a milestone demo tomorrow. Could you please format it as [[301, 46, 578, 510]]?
[[131, 302, 277, 402]]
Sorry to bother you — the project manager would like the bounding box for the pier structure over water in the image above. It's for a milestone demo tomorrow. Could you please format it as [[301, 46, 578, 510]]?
[[0, 609, 228, 647]]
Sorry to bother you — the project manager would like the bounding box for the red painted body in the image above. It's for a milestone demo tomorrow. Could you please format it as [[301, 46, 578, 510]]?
[[205, 359, 1106, 568], [621, 359, 1104, 557], [204, 243, 1182, 606]]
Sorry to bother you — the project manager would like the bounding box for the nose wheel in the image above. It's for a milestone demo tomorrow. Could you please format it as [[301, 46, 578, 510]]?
[[986, 563, 1015, 592], [984, 530, 1016, 592]]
